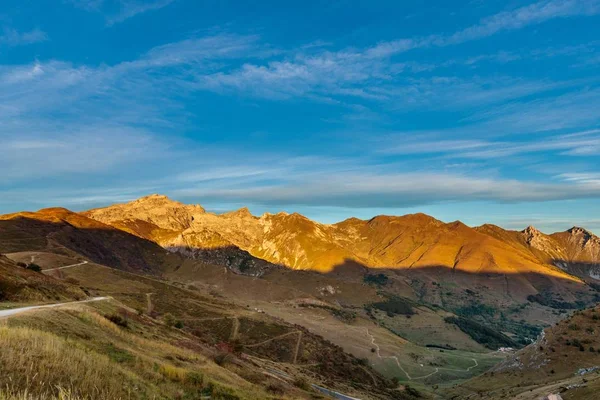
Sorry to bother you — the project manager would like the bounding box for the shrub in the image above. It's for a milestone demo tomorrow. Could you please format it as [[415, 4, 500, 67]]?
[[26, 263, 42, 273], [105, 314, 128, 328], [185, 371, 203, 386], [404, 384, 421, 398], [266, 381, 287, 394], [213, 351, 233, 366], [163, 313, 183, 328], [293, 377, 310, 391]]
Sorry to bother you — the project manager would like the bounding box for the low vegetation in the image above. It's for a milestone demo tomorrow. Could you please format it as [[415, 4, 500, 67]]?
[[444, 316, 518, 350], [369, 296, 415, 317], [527, 291, 585, 310], [363, 273, 389, 286]]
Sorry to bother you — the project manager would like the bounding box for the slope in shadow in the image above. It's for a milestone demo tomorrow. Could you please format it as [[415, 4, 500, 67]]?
[[0, 216, 182, 274]]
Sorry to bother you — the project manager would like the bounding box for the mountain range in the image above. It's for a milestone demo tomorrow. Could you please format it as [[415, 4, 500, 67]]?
[[84, 194, 600, 278], [2, 194, 600, 399]]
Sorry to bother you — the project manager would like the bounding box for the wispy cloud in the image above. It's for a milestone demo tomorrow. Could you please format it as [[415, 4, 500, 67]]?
[[0, 28, 48, 46], [106, 0, 176, 26], [368, 0, 600, 57], [176, 170, 600, 209], [69, 0, 176, 25], [380, 129, 600, 158]]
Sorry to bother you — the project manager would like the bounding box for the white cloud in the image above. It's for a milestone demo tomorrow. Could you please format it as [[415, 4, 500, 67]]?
[[107, 0, 175, 25], [69, 0, 176, 25], [0, 28, 48, 46], [381, 129, 600, 158], [176, 170, 600, 209], [367, 0, 600, 57]]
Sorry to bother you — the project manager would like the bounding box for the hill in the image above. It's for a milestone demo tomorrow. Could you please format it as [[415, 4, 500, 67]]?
[[0, 254, 85, 303], [0, 256, 410, 400], [453, 303, 600, 399], [0, 207, 183, 274]]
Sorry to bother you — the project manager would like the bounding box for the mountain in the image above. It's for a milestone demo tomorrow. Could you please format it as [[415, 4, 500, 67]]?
[[0, 206, 182, 274], [84, 195, 599, 279], [3, 195, 600, 398], [81, 195, 600, 349]]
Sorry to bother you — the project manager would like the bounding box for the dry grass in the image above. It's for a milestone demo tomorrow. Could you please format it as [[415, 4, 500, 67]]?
[[0, 326, 148, 399], [0, 303, 292, 400], [0, 387, 84, 400]]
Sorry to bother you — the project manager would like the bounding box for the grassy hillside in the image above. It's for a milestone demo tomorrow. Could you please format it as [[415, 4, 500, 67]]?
[[452, 304, 600, 399], [0, 259, 413, 400], [0, 255, 85, 303]]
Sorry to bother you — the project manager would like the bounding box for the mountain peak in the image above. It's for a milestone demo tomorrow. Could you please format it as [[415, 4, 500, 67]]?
[[223, 207, 254, 219], [134, 194, 176, 204], [522, 225, 541, 235], [568, 226, 593, 236]]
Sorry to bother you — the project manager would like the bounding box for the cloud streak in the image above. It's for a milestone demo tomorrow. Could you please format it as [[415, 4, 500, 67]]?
[[69, 0, 176, 25], [0, 28, 48, 46]]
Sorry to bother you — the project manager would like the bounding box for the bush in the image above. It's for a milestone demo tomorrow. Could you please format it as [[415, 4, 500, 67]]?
[[266, 381, 287, 395], [293, 377, 310, 391], [185, 371, 203, 386], [404, 384, 421, 398], [105, 313, 128, 328], [163, 313, 183, 328], [26, 263, 42, 273], [213, 352, 233, 366]]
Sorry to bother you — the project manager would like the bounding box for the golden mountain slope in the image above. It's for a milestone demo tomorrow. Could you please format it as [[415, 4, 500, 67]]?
[[83, 195, 587, 283]]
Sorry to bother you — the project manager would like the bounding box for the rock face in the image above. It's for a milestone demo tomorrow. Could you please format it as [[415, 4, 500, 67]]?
[[84, 194, 205, 234], [82, 195, 599, 283]]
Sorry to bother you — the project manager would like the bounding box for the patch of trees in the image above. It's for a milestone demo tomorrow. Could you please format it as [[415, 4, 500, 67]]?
[[589, 282, 600, 292], [527, 292, 585, 310], [455, 301, 497, 318], [425, 344, 457, 350], [363, 273, 389, 286], [444, 316, 518, 350], [369, 296, 415, 317]]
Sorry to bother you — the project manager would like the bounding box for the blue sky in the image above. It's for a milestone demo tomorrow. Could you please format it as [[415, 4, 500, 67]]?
[[1, 0, 599, 233]]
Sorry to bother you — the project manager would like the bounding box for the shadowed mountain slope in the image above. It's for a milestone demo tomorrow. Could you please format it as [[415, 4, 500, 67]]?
[[0, 207, 182, 274]]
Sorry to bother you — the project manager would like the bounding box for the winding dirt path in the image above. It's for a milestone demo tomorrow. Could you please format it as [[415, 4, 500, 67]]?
[[0, 297, 109, 319], [230, 317, 240, 341], [244, 330, 303, 348], [42, 261, 88, 273], [365, 328, 479, 381]]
